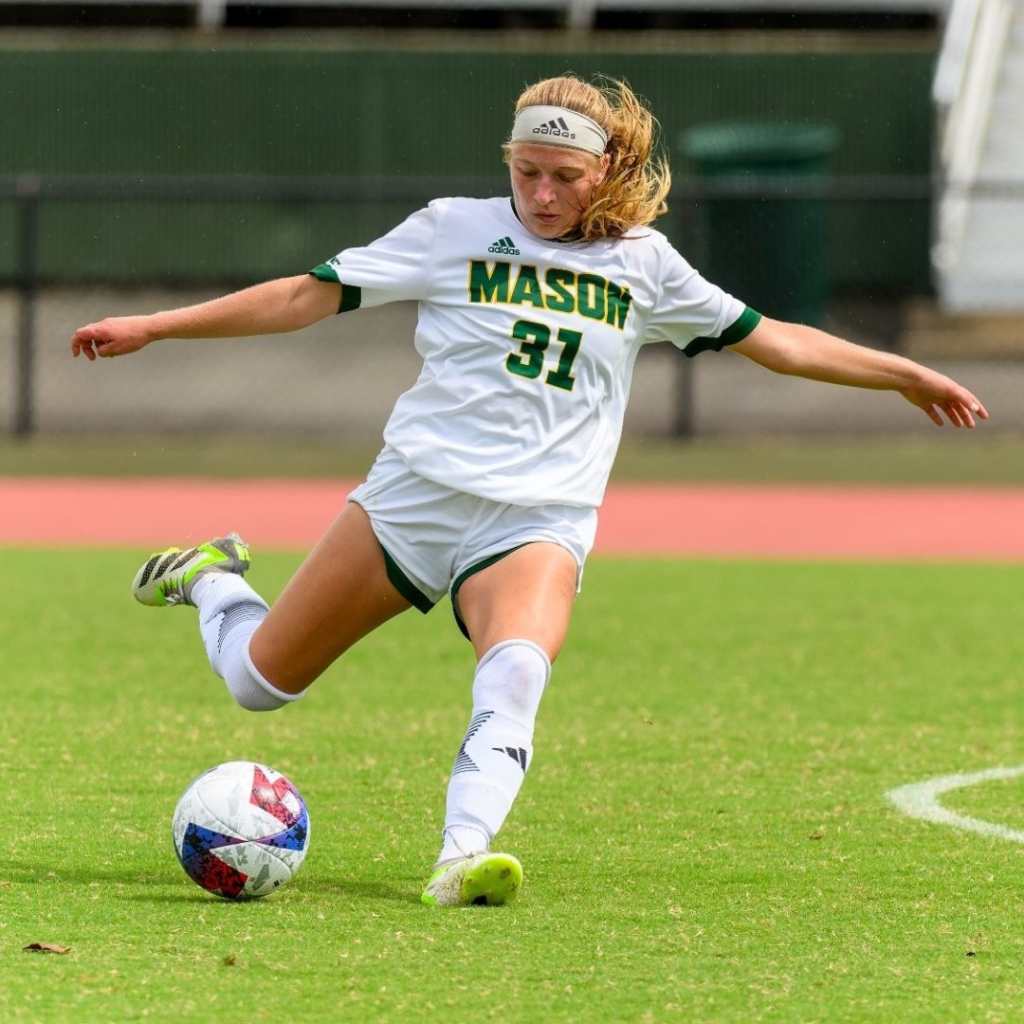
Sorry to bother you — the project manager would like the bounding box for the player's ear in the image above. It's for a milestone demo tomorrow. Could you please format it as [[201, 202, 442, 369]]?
[[592, 152, 611, 186]]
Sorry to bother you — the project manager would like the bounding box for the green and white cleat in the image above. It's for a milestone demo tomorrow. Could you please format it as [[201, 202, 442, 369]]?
[[420, 852, 523, 907], [132, 532, 251, 607]]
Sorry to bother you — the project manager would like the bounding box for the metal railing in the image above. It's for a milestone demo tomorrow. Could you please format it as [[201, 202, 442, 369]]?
[[1, 172, 936, 438]]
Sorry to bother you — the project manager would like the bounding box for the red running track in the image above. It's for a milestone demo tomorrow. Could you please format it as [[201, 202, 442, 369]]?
[[1, 478, 1022, 561]]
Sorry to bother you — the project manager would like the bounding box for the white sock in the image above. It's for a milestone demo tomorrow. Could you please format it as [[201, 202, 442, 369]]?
[[438, 639, 551, 862], [194, 573, 302, 712]]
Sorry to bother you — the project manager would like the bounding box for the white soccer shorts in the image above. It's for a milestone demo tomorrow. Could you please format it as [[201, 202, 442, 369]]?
[[347, 445, 596, 631]]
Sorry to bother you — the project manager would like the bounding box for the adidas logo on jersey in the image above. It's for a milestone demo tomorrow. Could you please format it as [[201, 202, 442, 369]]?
[[488, 235, 521, 256], [533, 117, 576, 141]]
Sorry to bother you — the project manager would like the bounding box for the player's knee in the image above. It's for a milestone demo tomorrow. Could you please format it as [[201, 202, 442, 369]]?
[[222, 644, 304, 713], [473, 639, 551, 724]]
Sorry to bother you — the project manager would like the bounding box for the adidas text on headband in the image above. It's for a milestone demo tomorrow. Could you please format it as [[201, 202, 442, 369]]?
[[509, 105, 609, 157]]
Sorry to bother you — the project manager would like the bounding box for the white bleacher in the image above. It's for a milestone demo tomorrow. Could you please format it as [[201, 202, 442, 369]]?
[[933, 0, 1024, 312]]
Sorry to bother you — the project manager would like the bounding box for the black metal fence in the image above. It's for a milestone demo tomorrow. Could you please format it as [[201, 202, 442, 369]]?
[[1, 172, 938, 439]]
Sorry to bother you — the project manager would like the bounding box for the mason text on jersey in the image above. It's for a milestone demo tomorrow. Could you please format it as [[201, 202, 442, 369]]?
[[467, 261, 632, 330]]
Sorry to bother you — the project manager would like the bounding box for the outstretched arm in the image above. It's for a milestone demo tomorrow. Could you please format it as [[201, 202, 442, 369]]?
[[730, 316, 988, 428], [70, 274, 342, 361]]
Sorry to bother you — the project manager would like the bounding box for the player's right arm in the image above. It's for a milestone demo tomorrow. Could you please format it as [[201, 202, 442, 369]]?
[[70, 274, 342, 361]]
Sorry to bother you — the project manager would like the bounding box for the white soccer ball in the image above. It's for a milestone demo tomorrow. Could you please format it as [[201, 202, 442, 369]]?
[[171, 760, 310, 900]]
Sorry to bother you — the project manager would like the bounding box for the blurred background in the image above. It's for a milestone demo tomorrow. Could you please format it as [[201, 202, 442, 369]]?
[[1, 0, 1022, 469]]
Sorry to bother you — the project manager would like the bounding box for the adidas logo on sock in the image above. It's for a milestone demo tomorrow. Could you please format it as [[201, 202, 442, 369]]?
[[532, 116, 576, 142], [493, 746, 529, 771], [488, 235, 521, 256]]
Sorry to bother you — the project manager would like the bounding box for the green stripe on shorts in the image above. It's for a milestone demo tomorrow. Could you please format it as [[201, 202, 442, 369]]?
[[381, 547, 435, 614], [450, 545, 530, 641]]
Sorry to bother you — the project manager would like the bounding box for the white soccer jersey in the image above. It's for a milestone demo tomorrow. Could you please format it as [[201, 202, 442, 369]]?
[[312, 196, 758, 508]]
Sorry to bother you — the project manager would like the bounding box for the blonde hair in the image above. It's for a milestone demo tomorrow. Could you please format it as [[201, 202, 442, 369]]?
[[504, 74, 672, 241]]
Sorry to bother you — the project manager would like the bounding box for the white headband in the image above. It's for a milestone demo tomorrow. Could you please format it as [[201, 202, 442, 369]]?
[[509, 104, 609, 157]]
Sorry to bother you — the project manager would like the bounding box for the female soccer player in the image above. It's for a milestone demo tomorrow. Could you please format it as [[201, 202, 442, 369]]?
[[70, 74, 987, 907]]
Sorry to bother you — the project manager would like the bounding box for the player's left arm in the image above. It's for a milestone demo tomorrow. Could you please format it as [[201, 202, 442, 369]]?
[[729, 315, 988, 428]]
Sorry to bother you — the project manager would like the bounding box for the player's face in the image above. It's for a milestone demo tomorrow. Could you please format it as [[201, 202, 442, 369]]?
[[509, 144, 610, 240]]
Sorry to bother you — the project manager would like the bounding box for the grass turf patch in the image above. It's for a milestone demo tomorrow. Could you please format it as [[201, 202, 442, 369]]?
[[2, 549, 1023, 1022]]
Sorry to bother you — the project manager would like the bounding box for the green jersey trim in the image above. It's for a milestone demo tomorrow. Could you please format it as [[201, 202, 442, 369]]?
[[339, 284, 362, 313], [310, 263, 337, 283], [309, 265, 362, 314], [683, 305, 761, 358]]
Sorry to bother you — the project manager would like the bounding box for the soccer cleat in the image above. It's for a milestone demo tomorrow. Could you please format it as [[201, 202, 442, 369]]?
[[132, 532, 251, 607], [420, 852, 523, 907]]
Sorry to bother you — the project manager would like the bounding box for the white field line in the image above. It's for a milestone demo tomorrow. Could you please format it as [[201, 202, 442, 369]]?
[[886, 765, 1024, 843]]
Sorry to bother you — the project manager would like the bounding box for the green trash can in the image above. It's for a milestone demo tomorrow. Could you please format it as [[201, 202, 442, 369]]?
[[679, 121, 841, 326]]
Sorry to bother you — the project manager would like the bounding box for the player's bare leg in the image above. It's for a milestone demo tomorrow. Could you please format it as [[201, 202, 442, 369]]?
[[248, 502, 412, 694], [456, 541, 578, 663]]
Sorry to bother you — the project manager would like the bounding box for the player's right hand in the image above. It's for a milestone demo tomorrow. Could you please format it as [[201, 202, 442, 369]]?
[[71, 317, 156, 360]]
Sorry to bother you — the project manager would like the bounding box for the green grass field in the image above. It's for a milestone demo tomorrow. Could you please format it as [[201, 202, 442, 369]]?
[[3, 547, 1024, 1022]]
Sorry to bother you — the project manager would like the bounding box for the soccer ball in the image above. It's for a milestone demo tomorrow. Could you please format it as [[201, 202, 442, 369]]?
[[171, 760, 310, 900]]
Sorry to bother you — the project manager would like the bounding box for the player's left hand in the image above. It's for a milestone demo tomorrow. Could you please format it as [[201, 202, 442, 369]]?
[[899, 379, 988, 427]]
